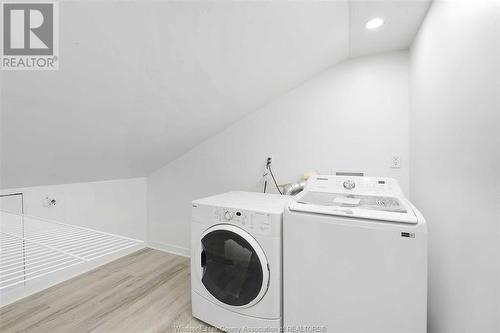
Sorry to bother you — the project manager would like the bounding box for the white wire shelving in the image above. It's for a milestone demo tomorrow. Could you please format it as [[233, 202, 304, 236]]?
[[0, 211, 143, 293]]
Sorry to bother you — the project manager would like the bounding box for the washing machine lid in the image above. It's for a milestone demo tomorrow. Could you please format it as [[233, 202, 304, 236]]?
[[289, 175, 418, 224]]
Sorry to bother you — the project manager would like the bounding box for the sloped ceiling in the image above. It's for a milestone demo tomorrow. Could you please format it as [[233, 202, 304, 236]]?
[[0, 0, 431, 188]]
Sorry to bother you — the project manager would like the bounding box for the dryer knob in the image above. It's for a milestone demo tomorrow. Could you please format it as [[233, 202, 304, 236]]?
[[224, 211, 233, 221]]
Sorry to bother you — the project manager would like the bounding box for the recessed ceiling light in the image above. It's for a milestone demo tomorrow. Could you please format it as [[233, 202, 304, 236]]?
[[365, 18, 384, 30]]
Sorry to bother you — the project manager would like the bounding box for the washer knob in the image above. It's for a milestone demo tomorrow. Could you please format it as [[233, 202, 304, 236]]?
[[224, 211, 233, 221], [343, 180, 356, 190]]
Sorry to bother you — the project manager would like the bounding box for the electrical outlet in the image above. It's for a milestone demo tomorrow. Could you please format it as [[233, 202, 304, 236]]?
[[391, 156, 401, 168]]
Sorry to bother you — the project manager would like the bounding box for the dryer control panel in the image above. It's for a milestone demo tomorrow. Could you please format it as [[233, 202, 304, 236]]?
[[213, 207, 273, 236]]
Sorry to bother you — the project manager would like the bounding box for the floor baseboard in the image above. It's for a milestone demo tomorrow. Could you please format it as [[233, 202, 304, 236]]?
[[147, 241, 190, 258]]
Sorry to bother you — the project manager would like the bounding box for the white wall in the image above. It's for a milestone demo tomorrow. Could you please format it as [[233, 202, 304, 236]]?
[[410, 1, 500, 332], [148, 51, 410, 254], [0, 178, 147, 240]]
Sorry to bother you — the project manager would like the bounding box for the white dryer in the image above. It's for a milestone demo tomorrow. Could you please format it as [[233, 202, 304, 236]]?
[[284, 175, 428, 333], [191, 191, 289, 331]]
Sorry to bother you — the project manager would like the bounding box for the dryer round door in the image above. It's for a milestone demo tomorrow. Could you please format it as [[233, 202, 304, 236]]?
[[198, 224, 269, 308]]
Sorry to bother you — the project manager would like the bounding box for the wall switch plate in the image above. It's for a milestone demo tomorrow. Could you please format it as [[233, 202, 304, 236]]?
[[391, 156, 401, 168]]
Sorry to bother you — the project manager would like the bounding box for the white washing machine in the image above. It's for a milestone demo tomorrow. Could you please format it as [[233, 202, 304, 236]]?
[[284, 175, 428, 333], [191, 191, 290, 331]]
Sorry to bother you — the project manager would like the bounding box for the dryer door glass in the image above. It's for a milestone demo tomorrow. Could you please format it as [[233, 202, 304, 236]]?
[[201, 229, 264, 306]]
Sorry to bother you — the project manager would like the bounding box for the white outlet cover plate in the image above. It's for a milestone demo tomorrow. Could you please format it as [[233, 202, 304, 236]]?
[[391, 156, 401, 168]]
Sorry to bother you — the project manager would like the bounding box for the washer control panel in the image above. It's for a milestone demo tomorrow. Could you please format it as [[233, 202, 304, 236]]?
[[213, 207, 272, 236], [307, 175, 402, 196]]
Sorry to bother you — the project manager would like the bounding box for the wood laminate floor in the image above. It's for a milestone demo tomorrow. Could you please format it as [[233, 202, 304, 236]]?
[[0, 248, 218, 333]]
